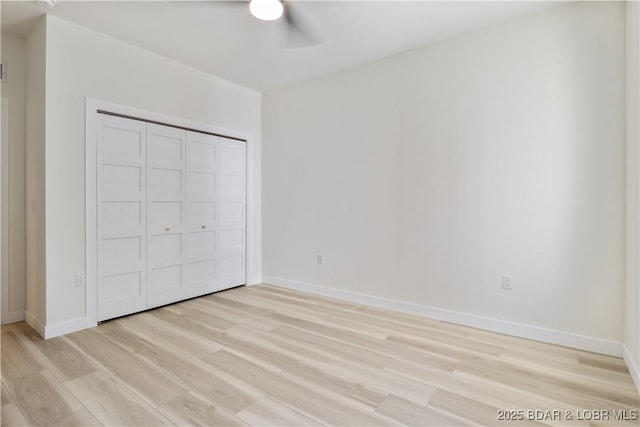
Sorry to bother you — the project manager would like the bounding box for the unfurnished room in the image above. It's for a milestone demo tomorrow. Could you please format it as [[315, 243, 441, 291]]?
[[0, 0, 639, 425]]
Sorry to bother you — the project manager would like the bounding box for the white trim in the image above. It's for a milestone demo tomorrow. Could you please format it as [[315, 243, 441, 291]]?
[[263, 276, 623, 357], [623, 345, 640, 394], [1, 97, 8, 325], [245, 129, 259, 286], [85, 99, 98, 328], [43, 316, 87, 339], [1, 310, 24, 324], [86, 97, 256, 327], [24, 310, 45, 337]]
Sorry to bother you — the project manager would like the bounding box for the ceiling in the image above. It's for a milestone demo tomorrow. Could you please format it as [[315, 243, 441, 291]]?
[[1, 1, 560, 91]]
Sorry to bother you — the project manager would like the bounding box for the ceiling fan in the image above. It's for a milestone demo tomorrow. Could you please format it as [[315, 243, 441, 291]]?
[[249, 0, 284, 21], [245, 0, 318, 48]]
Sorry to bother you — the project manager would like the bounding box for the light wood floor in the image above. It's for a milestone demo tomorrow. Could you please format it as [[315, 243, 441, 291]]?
[[1, 284, 638, 426]]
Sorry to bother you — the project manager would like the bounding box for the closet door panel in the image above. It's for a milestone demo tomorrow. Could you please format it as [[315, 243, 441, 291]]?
[[185, 131, 219, 297], [146, 124, 187, 308], [219, 139, 246, 289], [97, 115, 147, 321], [96, 115, 247, 321]]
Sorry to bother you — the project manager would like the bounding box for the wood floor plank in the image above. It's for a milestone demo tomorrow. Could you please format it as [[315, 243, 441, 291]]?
[[278, 361, 388, 412], [577, 351, 631, 373], [202, 350, 394, 426], [456, 356, 640, 409], [427, 389, 540, 426], [354, 303, 442, 329], [111, 311, 221, 359], [272, 324, 395, 369], [54, 408, 103, 427], [226, 323, 437, 406], [12, 370, 84, 426], [158, 392, 249, 426], [100, 326, 261, 414], [311, 304, 506, 357], [147, 307, 227, 344], [253, 284, 360, 310], [131, 314, 387, 414], [184, 296, 283, 331], [375, 394, 470, 426], [0, 331, 43, 387], [11, 323, 97, 383], [313, 301, 579, 367], [219, 327, 388, 412], [239, 286, 319, 309], [236, 397, 325, 427], [271, 312, 459, 372], [387, 331, 503, 360], [344, 305, 576, 364], [386, 359, 592, 426], [436, 321, 580, 362], [0, 402, 30, 426], [1, 383, 13, 406], [180, 307, 238, 331], [218, 290, 391, 340], [64, 328, 187, 406], [499, 352, 639, 395], [206, 292, 275, 317], [65, 371, 174, 426]]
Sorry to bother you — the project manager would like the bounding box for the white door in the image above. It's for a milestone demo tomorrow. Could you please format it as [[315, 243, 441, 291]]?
[[97, 115, 147, 321], [219, 138, 246, 289], [146, 124, 187, 308], [95, 113, 246, 321], [186, 131, 219, 297]]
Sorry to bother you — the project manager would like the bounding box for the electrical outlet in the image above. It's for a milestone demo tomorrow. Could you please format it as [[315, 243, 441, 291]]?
[[317, 253, 325, 265], [76, 272, 86, 287], [502, 275, 512, 290], [0, 61, 7, 84]]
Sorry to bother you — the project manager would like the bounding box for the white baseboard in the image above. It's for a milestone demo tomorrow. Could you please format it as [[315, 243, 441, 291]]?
[[623, 345, 640, 394], [1, 309, 25, 325], [24, 310, 45, 337], [24, 311, 88, 339], [44, 316, 88, 339], [263, 276, 623, 357]]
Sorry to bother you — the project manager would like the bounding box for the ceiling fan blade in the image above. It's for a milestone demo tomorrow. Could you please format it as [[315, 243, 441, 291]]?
[[168, 0, 248, 10], [282, 0, 319, 48]]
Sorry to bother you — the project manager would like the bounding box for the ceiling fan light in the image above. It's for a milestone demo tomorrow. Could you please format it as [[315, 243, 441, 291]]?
[[36, 0, 56, 7], [250, 0, 284, 21]]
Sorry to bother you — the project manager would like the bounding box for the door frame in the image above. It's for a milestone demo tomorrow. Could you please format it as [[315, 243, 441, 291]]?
[[1, 97, 7, 323], [85, 98, 255, 328]]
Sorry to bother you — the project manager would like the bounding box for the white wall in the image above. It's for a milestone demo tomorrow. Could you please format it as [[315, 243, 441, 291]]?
[[41, 15, 261, 328], [263, 2, 625, 350], [625, 0, 640, 390], [0, 33, 27, 323], [25, 18, 46, 330]]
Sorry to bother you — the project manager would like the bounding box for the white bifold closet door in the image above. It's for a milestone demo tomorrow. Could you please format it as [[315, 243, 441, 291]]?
[[97, 115, 148, 320], [186, 131, 219, 298], [146, 124, 187, 308], [219, 140, 246, 288], [96, 114, 246, 321]]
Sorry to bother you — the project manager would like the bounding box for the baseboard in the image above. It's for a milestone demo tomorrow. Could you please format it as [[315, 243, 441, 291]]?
[[623, 345, 640, 394], [24, 310, 45, 337], [24, 311, 88, 339], [1, 309, 25, 325], [44, 316, 88, 339], [263, 276, 623, 357]]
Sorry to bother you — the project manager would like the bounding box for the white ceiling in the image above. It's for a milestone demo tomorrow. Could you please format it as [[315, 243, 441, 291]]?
[[1, 1, 560, 91]]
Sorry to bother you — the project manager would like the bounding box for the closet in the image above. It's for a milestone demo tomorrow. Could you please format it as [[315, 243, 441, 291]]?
[[96, 113, 246, 321]]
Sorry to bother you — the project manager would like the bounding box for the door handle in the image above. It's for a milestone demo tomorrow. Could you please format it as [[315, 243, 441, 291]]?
[[165, 227, 171, 232]]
